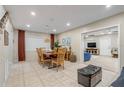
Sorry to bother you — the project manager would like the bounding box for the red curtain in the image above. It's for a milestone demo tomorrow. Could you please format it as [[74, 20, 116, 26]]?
[[18, 30, 25, 61], [50, 34, 54, 50]]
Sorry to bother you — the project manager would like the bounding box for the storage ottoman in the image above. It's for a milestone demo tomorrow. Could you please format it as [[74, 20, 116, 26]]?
[[78, 65, 102, 87]]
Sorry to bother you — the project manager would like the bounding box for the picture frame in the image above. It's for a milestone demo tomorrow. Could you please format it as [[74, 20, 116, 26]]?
[[62, 37, 71, 46]]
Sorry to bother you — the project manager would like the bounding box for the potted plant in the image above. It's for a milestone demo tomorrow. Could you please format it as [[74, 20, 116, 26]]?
[[54, 40, 59, 48]]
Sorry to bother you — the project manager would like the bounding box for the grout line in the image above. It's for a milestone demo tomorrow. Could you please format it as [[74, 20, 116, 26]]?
[[107, 72, 120, 87], [5, 61, 119, 87], [29, 62, 45, 87], [21, 63, 26, 87]]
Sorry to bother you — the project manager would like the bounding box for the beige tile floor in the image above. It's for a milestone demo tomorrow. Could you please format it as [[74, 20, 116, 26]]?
[[84, 55, 120, 73], [5, 61, 118, 87]]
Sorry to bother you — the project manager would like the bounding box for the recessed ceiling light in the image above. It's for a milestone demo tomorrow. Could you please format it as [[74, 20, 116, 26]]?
[[26, 24, 30, 28], [106, 5, 112, 8], [85, 35, 88, 38], [100, 32, 104, 35], [108, 31, 112, 34], [53, 29, 56, 32], [66, 22, 71, 26], [30, 11, 36, 16]]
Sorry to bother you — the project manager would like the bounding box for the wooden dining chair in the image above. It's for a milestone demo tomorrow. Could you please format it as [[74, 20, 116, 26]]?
[[58, 48, 63, 53], [36, 48, 50, 66], [36, 48, 41, 63], [65, 48, 71, 61], [39, 48, 51, 67], [51, 48, 58, 60], [51, 48, 57, 55], [53, 47, 58, 53], [51, 48, 66, 72]]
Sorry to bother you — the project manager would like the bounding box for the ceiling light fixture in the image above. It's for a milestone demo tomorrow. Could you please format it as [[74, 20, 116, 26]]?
[[26, 24, 30, 28], [53, 29, 56, 32], [30, 11, 36, 16], [66, 22, 71, 26], [106, 5, 112, 8], [85, 35, 88, 38], [108, 31, 112, 34], [100, 32, 104, 35]]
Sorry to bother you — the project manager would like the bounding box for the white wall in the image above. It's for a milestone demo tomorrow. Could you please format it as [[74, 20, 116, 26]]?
[[0, 6, 5, 19], [13, 30, 50, 62], [25, 31, 50, 62], [0, 5, 14, 86], [25, 32, 50, 51], [13, 30, 18, 63], [57, 30, 81, 62], [99, 35, 112, 56], [57, 12, 124, 68], [4, 19, 14, 80], [0, 30, 5, 86]]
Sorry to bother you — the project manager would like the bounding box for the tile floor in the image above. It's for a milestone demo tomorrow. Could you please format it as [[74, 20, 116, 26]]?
[[5, 61, 119, 87], [84, 55, 119, 73]]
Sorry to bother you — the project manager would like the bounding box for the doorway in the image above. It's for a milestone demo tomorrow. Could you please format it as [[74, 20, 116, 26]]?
[[81, 25, 120, 73]]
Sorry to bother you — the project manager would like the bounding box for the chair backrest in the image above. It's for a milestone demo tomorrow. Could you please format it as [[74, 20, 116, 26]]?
[[39, 48, 45, 61], [57, 53, 65, 62], [57, 48, 62, 53], [57, 48, 66, 62], [58, 48, 66, 54], [36, 48, 41, 62], [54, 47, 58, 51], [53, 47, 58, 53]]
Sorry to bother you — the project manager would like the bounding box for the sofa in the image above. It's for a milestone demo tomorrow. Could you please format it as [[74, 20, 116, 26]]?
[[84, 52, 91, 62], [111, 67, 124, 87]]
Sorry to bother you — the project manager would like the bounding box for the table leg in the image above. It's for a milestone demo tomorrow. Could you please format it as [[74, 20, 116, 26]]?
[[48, 65, 61, 69]]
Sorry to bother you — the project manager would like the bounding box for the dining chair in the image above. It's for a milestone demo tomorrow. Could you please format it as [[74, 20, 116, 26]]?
[[51, 48, 66, 72], [58, 47, 67, 58], [52, 47, 58, 55], [65, 48, 71, 61], [53, 47, 58, 52], [39, 48, 51, 67], [36, 48, 41, 63], [57, 47, 63, 53], [51, 48, 58, 59]]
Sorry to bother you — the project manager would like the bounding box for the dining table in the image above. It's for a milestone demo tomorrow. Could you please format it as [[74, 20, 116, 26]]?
[[43, 51, 58, 69]]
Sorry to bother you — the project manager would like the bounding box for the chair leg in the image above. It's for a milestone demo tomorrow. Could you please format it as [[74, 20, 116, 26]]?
[[42, 63, 44, 68], [57, 64, 59, 72], [42, 62, 45, 68], [48, 62, 51, 68], [52, 62, 54, 67], [63, 65, 64, 70]]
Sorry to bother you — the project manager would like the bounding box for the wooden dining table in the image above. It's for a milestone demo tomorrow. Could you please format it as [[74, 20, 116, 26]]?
[[43, 51, 57, 58], [43, 51, 57, 69]]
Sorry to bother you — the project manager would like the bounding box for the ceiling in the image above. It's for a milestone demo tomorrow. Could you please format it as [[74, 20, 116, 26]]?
[[4, 5, 124, 34]]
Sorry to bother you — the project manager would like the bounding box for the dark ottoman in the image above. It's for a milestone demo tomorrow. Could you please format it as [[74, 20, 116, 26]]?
[[78, 65, 102, 87]]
